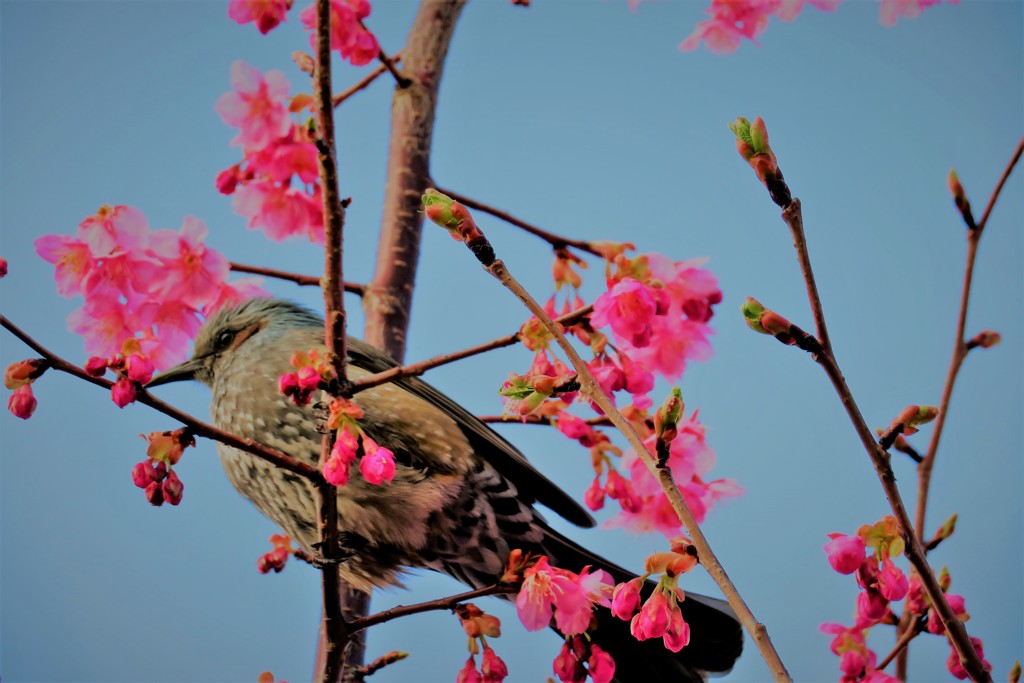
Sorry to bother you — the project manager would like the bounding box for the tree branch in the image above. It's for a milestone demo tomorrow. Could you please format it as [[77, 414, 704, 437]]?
[[228, 261, 365, 294], [350, 583, 517, 632], [332, 53, 403, 108], [350, 303, 592, 393], [0, 315, 319, 479], [434, 185, 602, 257]]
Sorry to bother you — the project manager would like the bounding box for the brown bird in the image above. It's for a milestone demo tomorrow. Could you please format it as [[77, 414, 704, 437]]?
[[149, 298, 742, 681]]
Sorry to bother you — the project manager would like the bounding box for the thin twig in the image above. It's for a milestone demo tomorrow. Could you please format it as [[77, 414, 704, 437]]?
[[478, 414, 613, 427], [350, 303, 592, 393], [482, 259, 792, 683], [374, 46, 410, 88], [877, 624, 921, 671], [350, 584, 517, 632], [0, 315, 320, 479], [777, 199, 992, 682], [898, 137, 1022, 679], [434, 185, 602, 257], [332, 53, 403, 108], [228, 261, 365, 295]]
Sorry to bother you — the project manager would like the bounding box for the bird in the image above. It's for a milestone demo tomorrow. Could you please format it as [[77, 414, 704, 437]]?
[[148, 298, 742, 681]]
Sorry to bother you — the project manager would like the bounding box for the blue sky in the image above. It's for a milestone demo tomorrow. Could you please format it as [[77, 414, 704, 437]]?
[[1, 1, 1021, 681]]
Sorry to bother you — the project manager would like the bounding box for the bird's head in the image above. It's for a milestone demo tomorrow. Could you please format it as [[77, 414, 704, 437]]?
[[147, 298, 322, 388]]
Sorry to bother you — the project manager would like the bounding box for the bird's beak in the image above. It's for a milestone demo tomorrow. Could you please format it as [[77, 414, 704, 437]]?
[[146, 357, 205, 388]]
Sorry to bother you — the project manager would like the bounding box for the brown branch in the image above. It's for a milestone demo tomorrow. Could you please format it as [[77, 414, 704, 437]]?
[[374, 45, 409, 89], [332, 53, 403, 108], [434, 185, 602, 257], [478, 414, 612, 427], [228, 261, 366, 295], [312, 0, 353, 679], [480, 257, 792, 682], [350, 303, 593, 393], [0, 315, 320, 479], [898, 137, 1022, 679], [363, 0, 468, 361], [775, 199, 992, 682], [350, 584, 517, 632]]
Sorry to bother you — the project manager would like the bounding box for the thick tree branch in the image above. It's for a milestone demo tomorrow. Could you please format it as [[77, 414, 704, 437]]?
[[363, 0, 468, 361]]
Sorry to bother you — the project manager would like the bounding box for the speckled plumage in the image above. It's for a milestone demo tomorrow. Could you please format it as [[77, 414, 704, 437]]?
[[151, 299, 743, 681]]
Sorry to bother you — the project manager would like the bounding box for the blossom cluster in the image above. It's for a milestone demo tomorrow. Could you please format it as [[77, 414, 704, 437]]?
[[35, 204, 267, 370], [504, 551, 616, 683], [84, 338, 157, 408], [609, 537, 698, 653], [672, 0, 956, 54], [278, 347, 337, 405], [132, 428, 194, 506], [455, 603, 508, 683], [257, 533, 296, 574], [215, 62, 325, 244], [315, 397, 397, 487], [228, 0, 380, 66], [821, 516, 991, 681]]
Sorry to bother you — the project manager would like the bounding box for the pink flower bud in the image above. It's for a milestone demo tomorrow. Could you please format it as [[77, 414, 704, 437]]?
[[856, 589, 888, 623], [610, 577, 643, 620], [480, 646, 508, 683], [145, 480, 165, 506], [215, 164, 242, 195], [296, 365, 321, 391], [131, 461, 157, 488], [323, 453, 351, 487], [584, 476, 605, 511], [125, 353, 154, 384], [4, 358, 47, 390], [0, 256, 7, 278], [85, 356, 109, 378], [359, 439, 396, 485], [110, 377, 137, 408], [7, 384, 37, 419], [967, 330, 1001, 349], [663, 605, 691, 652], [823, 533, 866, 574], [876, 558, 908, 601], [456, 657, 482, 683], [587, 643, 615, 683], [635, 590, 672, 639], [552, 641, 586, 683], [257, 547, 289, 574], [161, 470, 184, 505]]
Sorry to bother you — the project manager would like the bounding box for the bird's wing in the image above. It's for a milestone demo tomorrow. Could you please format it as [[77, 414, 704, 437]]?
[[346, 338, 595, 528]]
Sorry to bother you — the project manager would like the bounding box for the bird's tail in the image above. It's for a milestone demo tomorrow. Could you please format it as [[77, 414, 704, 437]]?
[[538, 524, 743, 682]]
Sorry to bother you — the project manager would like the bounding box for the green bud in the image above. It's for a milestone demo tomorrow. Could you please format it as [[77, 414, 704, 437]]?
[[938, 565, 951, 592], [421, 188, 460, 231], [936, 513, 958, 540], [741, 297, 768, 334], [728, 117, 753, 146]]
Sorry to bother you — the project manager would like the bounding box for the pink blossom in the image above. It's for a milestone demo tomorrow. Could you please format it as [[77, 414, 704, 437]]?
[[591, 278, 660, 347], [557, 413, 597, 446], [0, 256, 7, 278], [927, 593, 967, 634], [587, 644, 615, 683], [824, 533, 866, 574], [145, 480, 165, 505], [587, 358, 625, 400], [215, 61, 291, 151], [456, 657, 482, 683], [621, 314, 713, 380], [856, 590, 888, 623], [611, 577, 643, 620], [202, 277, 270, 317], [679, 0, 840, 53], [34, 234, 93, 297], [228, 0, 291, 34], [552, 641, 586, 683], [359, 437, 395, 485], [583, 476, 605, 511], [233, 180, 324, 243], [161, 469, 184, 505], [132, 460, 166, 488], [880, 0, 954, 27], [618, 353, 654, 397], [8, 384, 37, 419], [876, 557, 908, 600], [257, 547, 290, 573], [85, 356, 109, 377], [145, 217, 229, 308], [125, 353, 155, 384], [515, 556, 560, 631], [839, 649, 867, 678], [631, 589, 672, 639], [300, 0, 380, 66], [248, 129, 320, 183], [663, 604, 691, 652], [480, 646, 508, 683], [110, 377, 138, 408], [77, 204, 150, 256]]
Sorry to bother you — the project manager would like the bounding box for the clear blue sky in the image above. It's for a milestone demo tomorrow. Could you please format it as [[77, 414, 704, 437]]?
[[1, 1, 1020, 681]]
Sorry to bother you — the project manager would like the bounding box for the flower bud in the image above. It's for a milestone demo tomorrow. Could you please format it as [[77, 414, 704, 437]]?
[[4, 358, 48, 389], [935, 513, 957, 542], [654, 387, 684, 442], [966, 330, 1001, 350], [125, 353, 154, 384], [84, 356, 109, 377], [0, 256, 7, 278], [110, 377, 138, 408], [161, 469, 184, 505], [7, 384, 37, 419]]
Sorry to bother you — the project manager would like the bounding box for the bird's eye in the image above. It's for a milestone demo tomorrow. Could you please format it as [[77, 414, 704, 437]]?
[[214, 329, 236, 350]]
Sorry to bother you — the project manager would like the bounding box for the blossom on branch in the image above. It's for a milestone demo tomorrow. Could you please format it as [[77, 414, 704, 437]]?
[[300, 0, 380, 66], [228, 0, 293, 35]]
